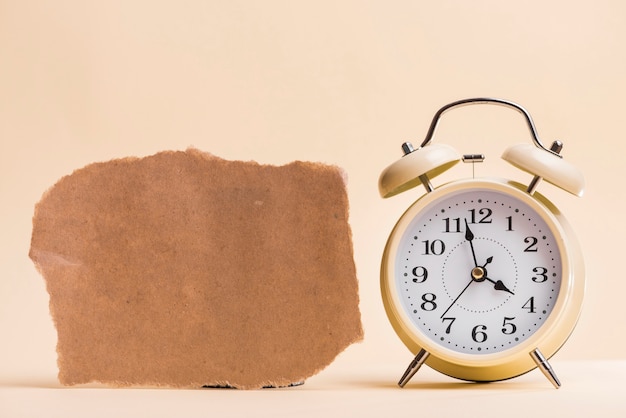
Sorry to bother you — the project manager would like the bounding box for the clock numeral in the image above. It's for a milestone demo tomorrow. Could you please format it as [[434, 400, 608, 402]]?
[[443, 217, 462, 233], [420, 293, 437, 311], [471, 325, 488, 343], [523, 236, 539, 252], [501, 317, 517, 335], [442, 317, 456, 334], [522, 296, 536, 313], [422, 239, 446, 255], [531, 267, 548, 283], [468, 208, 493, 224], [506, 215, 514, 231], [411, 266, 428, 283]]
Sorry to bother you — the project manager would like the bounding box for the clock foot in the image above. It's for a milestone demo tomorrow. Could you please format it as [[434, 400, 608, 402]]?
[[398, 348, 430, 387], [530, 348, 561, 389]]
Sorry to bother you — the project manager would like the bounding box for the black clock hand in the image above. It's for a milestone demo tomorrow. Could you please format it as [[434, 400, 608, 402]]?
[[465, 219, 479, 267], [484, 277, 515, 295], [440, 278, 473, 319], [482, 256, 493, 268]]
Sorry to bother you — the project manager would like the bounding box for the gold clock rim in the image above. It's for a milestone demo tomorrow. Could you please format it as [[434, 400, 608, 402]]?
[[380, 178, 585, 382]]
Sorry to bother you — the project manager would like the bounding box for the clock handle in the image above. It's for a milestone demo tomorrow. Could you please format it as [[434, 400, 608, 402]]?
[[419, 98, 561, 158], [417, 97, 584, 196], [380, 97, 583, 197]]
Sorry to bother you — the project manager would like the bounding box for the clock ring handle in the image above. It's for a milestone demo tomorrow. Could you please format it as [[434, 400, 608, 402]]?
[[419, 98, 562, 158]]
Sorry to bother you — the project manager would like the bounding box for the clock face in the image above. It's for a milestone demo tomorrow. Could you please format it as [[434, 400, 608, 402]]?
[[394, 186, 562, 356]]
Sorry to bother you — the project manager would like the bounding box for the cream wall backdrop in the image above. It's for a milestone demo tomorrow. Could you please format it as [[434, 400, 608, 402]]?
[[1, 1, 625, 383]]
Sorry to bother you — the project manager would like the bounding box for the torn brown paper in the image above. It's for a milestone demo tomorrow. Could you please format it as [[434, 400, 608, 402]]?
[[29, 148, 363, 389]]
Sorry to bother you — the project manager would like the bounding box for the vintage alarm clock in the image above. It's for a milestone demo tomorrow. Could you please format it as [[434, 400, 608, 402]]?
[[379, 98, 585, 388]]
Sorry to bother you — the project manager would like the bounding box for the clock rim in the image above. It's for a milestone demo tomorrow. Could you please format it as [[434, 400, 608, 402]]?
[[380, 178, 585, 382]]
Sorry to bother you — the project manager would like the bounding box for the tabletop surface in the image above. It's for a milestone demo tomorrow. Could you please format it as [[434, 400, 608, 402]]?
[[1, 359, 624, 417]]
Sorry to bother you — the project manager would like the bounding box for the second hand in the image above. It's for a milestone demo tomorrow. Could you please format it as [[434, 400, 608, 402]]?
[[440, 278, 473, 319]]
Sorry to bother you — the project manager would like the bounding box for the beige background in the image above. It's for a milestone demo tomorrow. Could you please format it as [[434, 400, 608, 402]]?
[[1, 0, 625, 414]]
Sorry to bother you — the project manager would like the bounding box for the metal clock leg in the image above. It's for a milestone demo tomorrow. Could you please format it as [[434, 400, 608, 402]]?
[[530, 348, 561, 389], [398, 348, 430, 387]]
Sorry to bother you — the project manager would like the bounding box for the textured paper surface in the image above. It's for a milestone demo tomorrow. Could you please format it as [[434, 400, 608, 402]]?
[[29, 149, 363, 389]]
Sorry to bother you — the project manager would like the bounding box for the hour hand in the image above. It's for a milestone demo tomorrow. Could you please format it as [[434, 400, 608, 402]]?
[[485, 277, 514, 295]]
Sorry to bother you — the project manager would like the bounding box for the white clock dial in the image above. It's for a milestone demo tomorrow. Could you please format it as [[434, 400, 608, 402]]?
[[395, 187, 562, 355]]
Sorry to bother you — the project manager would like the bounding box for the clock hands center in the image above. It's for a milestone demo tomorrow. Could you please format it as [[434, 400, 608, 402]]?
[[473, 257, 514, 295], [470, 256, 492, 283], [475, 253, 515, 295]]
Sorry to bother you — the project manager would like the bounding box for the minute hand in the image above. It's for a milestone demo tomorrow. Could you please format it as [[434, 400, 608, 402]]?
[[464, 219, 479, 267]]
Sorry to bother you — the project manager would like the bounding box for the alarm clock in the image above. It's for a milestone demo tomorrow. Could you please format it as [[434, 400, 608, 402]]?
[[379, 98, 585, 388]]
